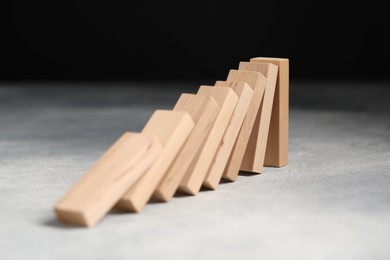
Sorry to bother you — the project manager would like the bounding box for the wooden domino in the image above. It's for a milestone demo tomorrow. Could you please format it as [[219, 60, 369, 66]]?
[[153, 94, 220, 202], [250, 57, 289, 167], [178, 87, 238, 195], [239, 62, 279, 173], [54, 132, 162, 227], [203, 82, 253, 189], [116, 110, 194, 212], [221, 70, 266, 181]]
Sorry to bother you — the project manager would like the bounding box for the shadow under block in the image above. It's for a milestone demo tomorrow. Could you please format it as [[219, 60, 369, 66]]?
[[203, 82, 253, 189], [153, 94, 220, 202], [54, 132, 162, 227], [221, 70, 266, 181], [250, 57, 289, 167], [178, 87, 238, 195], [238, 62, 279, 173], [116, 110, 194, 212]]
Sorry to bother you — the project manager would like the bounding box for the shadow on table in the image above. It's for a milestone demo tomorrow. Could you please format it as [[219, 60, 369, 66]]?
[[42, 217, 83, 229]]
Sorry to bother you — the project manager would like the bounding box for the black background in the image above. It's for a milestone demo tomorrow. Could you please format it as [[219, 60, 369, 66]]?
[[1, 1, 389, 80]]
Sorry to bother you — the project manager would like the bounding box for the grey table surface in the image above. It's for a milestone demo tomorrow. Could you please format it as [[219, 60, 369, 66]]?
[[0, 81, 389, 260]]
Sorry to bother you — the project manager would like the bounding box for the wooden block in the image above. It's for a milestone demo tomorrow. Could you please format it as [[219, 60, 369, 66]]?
[[178, 87, 238, 194], [221, 70, 266, 181], [238, 62, 279, 173], [203, 82, 253, 189], [54, 132, 162, 227], [250, 57, 289, 167], [116, 110, 194, 212], [153, 94, 220, 202]]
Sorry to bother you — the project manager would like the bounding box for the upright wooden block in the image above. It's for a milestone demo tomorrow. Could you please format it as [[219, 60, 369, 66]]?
[[203, 82, 253, 189], [178, 87, 238, 195], [116, 110, 194, 212], [221, 70, 266, 181], [250, 57, 289, 167], [54, 132, 162, 227], [238, 62, 279, 173], [153, 94, 220, 202]]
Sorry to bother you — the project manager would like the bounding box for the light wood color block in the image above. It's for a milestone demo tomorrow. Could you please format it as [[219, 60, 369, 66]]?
[[178, 87, 238, 195], [250, 57, 289, 167], [221, 70, 266, 181], [203, 82, 253, 189], [153, 94, 220, 202], [116, 110, 194, 212], [238, 62, 279, 173], [54, 132, 162, 227]]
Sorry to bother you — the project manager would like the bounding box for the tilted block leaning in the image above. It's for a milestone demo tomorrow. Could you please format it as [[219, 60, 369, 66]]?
[[54, 57, 289, 227]]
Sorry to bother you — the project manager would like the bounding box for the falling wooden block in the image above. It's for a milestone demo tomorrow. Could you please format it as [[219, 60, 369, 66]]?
[[178, 87, 238, 195], [54, 132, 162, 227], [238, 62, 279, 173], [153, 94, 220, 202], [221, 70, 266, 181], [203, 82, 253, 189], [250, 57, 289, 167], [116, 110, 194, 212]]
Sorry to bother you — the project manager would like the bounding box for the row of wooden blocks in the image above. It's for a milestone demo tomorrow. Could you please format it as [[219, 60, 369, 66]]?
[[54, 57, 289, 227]]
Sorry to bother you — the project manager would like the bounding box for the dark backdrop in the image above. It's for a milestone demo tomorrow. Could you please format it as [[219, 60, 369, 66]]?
[[1, 1, 389, 80]]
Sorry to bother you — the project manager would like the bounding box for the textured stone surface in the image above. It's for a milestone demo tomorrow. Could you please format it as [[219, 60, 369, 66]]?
[[0, 81, 389, 260]]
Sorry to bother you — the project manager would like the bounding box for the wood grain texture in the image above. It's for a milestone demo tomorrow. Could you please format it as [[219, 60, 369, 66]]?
[[178, 87, 238, 195], [221, 70, 266, 181], [250, 57, 289, 167], [239, 62, 279, 173], [116, 110, 194, 212], [54, 132, 162, 227], [153, 94, 220, 202], [203, 82, 253, 189]]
